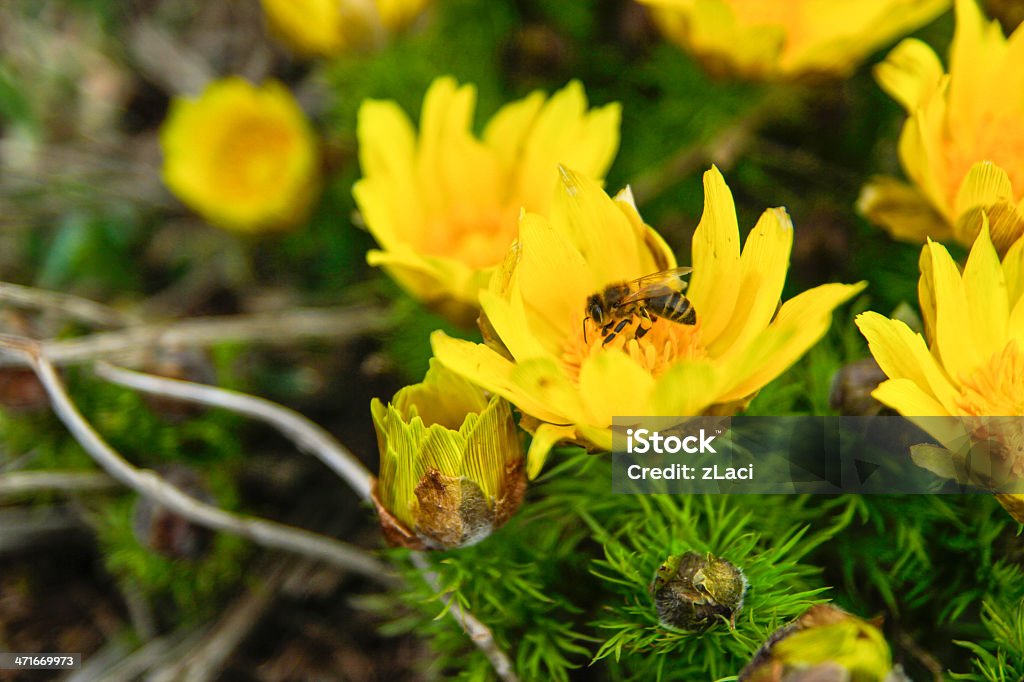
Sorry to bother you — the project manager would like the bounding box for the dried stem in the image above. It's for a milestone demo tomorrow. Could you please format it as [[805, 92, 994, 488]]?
[[0, 306, 390, 368], [94, 362, 375, 500], [0, 281, 133, 328], [92, 361, 519, 682], [411, 552, 520, 682], [0, 336, 395, 583], [0, 470, 119, 498]]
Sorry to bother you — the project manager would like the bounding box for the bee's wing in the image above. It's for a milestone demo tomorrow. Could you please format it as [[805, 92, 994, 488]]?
[[618, 267, 693, 305]]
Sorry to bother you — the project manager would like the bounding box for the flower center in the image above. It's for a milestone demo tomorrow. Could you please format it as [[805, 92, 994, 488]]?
[[421, 205, 518, 269], [561, 310, 707, 383], [954, 340, 1024, 477], [955, 340, 1024, 417], [214, 116, 297, 199]]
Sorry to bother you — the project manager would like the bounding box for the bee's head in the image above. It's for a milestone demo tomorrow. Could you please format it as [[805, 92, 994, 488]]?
[[585, 294, 605, 325]]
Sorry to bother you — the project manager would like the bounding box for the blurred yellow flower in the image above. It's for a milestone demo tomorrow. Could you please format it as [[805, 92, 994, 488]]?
[[856, 225, 1024, 520], [354, 76, 621, 324], [160, 77, 320, 233], [637, 0, 949, 79], [432, 167, 865, 478], [260, 0, 428, 57], [371, 360, 526, 550], [860, 0, 1024, 254]]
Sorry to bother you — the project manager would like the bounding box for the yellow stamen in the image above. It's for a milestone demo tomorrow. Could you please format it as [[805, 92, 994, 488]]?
[[562, 314, 707, 383]]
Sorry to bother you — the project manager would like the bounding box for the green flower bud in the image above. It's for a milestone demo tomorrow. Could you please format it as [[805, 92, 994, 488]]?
[[740, 605, 898, 682], [371, 360, 526, 550], [650, 551, 747, 631]]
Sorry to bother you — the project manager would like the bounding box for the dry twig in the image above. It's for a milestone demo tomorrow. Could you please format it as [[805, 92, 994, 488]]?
[[94, 362, 375, 500], [0, 335, 395, 583], [0, 470, 119, 498], [0, 281, 132, 328], [0, 306, 389, 368]]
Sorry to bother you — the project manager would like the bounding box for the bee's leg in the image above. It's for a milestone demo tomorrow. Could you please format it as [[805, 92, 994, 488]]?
[[602, 318, 630, 346], [635, 324, 650, 339]]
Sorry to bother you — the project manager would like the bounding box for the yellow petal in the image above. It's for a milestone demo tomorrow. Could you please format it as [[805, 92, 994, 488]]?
[[688, 166, 741, 347], [718, 283, 865, 401], [927, 238, 987, 380], [576, 423, 614, 452], [509, 358, 587, 424], [1004, 235, 1024, 309], [508, 83, 620, 215], [650, 360, 720, 416], [996, 494, 1024, 524], [577, 352, 655, 427], [872, 374, 950, 417], [962, 222, 1009, 359], [857, 176, 952, 243], [706, 207, 793, 356], [515, 211, 594, 342], [897, 94, 951, 216], [874, 38, 945, 113], [462, 398, 520, 498], [979, 202, 1024, 256], [481, 90, 546, 171], [948, 0, 1006, 130], [855, 311, 959, 412], [367, 248, 480, 310], [953, 162, 1014, 223], [550, 167, 645, 284], [918, 241, 937, 344], [613, 186, 678, 273], [419, 425, 468, 477], [525, 422, 577, 479], [479, 287, 558, 360], [431, 332, 569, 425]]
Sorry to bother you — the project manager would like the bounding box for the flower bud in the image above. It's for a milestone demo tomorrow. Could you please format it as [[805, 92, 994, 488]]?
[[740, 605, 899, 682], [650, 551, 747, 631], [371, 360, 526, 550]]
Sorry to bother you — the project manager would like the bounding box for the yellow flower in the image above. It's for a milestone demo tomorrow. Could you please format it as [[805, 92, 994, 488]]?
[[741, 605, 894, 682], [160, 77, 320, 233], [371, 360, 526, 550], [856, 225, 1024, 519], [432, 166, 865, 478], [636, 0, 949, 79], [860, 0, 1024, 254], [354, 76, 621, 325], [260, 0, 428, 57]]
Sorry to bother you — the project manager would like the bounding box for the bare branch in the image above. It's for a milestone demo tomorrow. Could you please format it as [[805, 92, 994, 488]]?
[[0, 306, 390, 368], [0, 337, 395, 583], [94, 363, 375, 501], [0, 281, 132, 327], [411, 552, 519, 682], [0, 471, 119, 498]]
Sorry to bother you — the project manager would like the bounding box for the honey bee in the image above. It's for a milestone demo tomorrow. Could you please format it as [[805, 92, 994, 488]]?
[[584, 266, 696, 345]]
